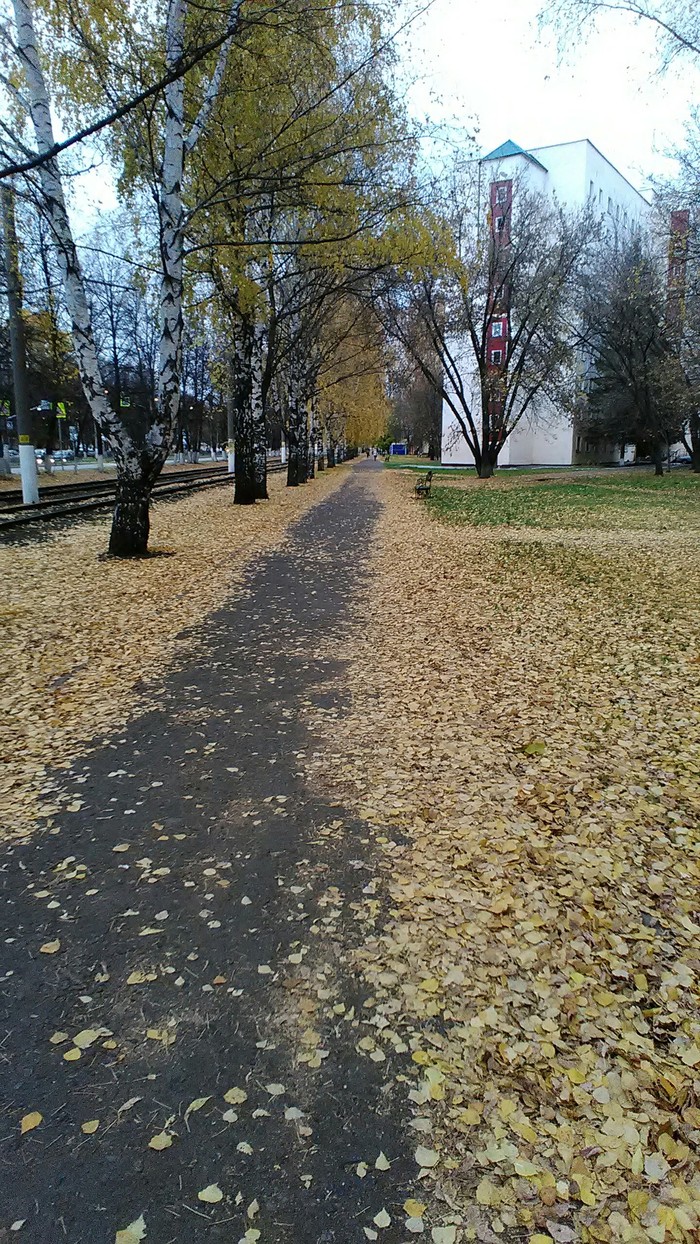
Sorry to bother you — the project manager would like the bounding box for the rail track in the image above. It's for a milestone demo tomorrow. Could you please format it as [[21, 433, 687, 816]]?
[[0, 463, 287, 533]]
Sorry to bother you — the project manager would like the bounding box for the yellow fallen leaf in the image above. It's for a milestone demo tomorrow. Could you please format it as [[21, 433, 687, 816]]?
[[198, 1184, 223, 1204], [514, 1158, 539, 1177], [73, 1029, 100, 1050], [148, 1132, 173, 1151], [431, 1229, 457, 1244], [628, 1190, 649, 1219], [565, 1067, 586, 1084], [39, 940, 60, 954], [184, 1096, 211, 1123], [63, 1048, 81, 1061], [81, 1120, 100, 1134], [223, 1087, 247, 1105], [375, 1151, 391, 1171], [529, 1236, 554, 1244], [476, 1178, 497, 1206], [419, 977, 440, 993], [20, 1112, 42, 1134], [115, 1215, 147, 1243], [49, 1031, 69, 1045], [414, 1145, 439, 1168], [404, 1199, 427, 1217]]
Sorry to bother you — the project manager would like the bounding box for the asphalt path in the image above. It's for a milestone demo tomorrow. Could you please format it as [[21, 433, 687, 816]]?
[[0, 462, 414, 1244]]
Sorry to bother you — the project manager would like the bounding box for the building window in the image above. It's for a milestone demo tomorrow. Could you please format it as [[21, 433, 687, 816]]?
[[589, 180, 594, 199], [607, 196, 613, 214], [598, 189, 603, 205], [491, 349, 502, 364], [492, 322, 503, 337], [495, 215, 505, 233], [495, 185, 507, 205]]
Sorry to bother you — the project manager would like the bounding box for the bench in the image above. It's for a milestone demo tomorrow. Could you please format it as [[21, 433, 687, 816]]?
[[414, 469, 433, 499]]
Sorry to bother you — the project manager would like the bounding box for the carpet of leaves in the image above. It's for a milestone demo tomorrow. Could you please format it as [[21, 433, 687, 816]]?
[[0, 467, 347, 840], [317, 470, 700, 1243]]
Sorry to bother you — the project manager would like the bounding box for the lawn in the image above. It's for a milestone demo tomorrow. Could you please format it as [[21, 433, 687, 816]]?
[[427, 469, 700, 532]]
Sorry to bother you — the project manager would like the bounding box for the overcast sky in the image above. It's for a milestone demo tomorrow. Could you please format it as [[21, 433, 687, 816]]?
[[401, 0, 700, 194]]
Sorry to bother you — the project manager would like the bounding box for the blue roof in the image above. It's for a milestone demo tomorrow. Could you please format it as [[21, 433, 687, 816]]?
[[482, 140, 548, 171]]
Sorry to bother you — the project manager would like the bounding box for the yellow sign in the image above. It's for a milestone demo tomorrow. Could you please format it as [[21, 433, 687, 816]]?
[[19, 434, 30, 444], [57, 402, 67, 419]]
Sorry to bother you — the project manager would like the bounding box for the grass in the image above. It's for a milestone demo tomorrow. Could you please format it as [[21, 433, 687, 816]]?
[[427, 470, 700, 532]]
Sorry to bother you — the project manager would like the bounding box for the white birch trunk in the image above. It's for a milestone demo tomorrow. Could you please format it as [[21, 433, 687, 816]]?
[[153, 0, 187, 458], [12, 0, 133, 464]]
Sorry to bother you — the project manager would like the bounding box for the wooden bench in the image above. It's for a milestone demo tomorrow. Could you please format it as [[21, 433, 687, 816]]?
[[414, 469, 433, 498]]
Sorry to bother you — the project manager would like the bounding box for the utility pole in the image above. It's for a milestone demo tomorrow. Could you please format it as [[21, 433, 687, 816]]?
[[0, 184, 39, 504]]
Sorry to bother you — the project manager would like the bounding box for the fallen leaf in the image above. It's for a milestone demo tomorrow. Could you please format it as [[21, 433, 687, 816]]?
[[197, 1184, 223, 1204], [265, 1083, 285, 1097], [81, 1120, 100, 1135], [404, 1199, 427, 1218], [63, 1048, 81, 1062], [184, 1096, 211, 1124], [20, 1112, 42, 1135], [415, 1145, 439, 1168], [375, 1151, 391, 1170], [39, 940, 60, 954], [432, 1230, 457, 1244], [115, 1215, 147, 1243], [73, 1028, 101, 1050], [373, 1209, 391, 1228], [223, 1087, 247, 1105]]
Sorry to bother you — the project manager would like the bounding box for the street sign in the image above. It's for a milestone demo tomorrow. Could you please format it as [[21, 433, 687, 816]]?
[[120, 396, 131, 408], [56, 403, 67, 419]]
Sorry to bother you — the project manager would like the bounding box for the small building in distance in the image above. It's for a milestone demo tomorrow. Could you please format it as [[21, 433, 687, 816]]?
[[440, 138, 652, 469]]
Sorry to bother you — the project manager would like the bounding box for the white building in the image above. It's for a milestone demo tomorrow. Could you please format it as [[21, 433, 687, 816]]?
[[441, 138, 652, 468]]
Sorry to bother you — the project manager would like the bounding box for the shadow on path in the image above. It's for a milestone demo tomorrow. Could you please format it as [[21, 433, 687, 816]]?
[[0, 462, 413, 1243]]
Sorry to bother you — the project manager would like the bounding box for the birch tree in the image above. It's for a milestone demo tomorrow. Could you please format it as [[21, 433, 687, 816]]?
[[373, 169, 597, 477], [2, 0, 243, 554]]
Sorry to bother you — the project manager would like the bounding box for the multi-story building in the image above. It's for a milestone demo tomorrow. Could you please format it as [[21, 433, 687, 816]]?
[[440, 138, 652, 468]]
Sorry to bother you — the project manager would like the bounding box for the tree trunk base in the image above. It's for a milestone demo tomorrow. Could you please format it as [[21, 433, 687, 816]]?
[[109, 477, 151, 557], [234, 476, 257, 505]]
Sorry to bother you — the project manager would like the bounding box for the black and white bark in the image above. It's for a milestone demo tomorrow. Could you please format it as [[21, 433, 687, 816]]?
[[10, 0, 242, 554]]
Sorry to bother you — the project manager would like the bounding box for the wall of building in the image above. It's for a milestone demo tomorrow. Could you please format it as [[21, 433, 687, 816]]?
[[440, 139, 652, 468]]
